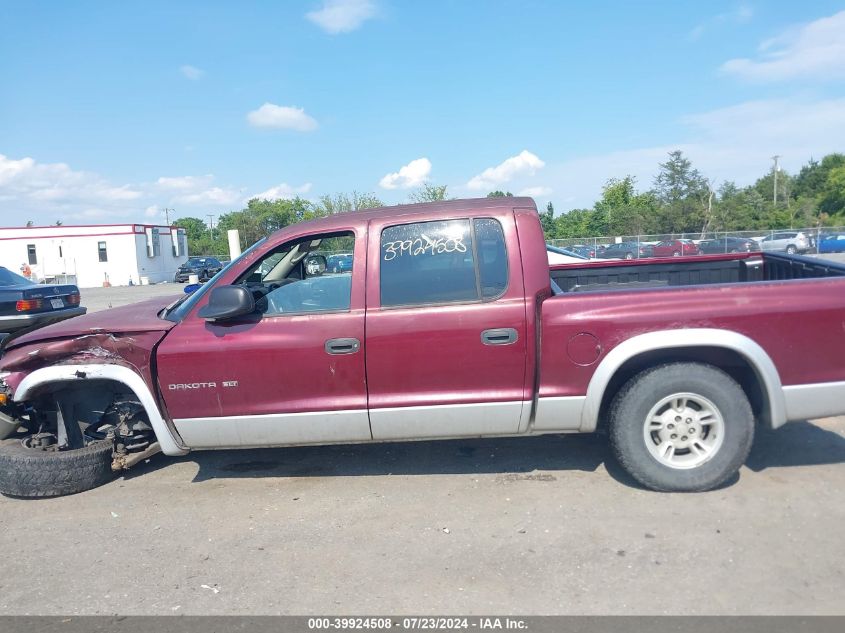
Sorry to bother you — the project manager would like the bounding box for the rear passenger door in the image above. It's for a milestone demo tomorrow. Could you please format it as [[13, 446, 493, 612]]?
[[365, 214, 529, 440]]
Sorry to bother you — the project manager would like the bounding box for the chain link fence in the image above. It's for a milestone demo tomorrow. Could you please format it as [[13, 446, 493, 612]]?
[[548, 226, 845, 258]]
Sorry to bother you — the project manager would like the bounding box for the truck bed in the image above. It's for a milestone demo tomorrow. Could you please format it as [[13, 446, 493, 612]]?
[[550, 252, 845, 293]]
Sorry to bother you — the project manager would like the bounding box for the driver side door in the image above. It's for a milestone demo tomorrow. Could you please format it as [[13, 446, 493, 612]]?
[[156, 230, 371, 449]]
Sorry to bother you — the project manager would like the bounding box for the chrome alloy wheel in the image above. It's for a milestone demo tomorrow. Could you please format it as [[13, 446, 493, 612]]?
[[643, 393, 725, 469]]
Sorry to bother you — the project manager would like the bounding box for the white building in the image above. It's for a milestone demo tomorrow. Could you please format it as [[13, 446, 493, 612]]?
[[0, 223, 189, 288]]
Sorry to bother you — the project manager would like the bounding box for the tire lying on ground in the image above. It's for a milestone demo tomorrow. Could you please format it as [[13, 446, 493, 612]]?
[[0, 440, 115, 498], [609, 362, 755, 492]]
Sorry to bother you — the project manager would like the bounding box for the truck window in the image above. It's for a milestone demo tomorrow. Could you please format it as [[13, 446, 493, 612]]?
[[379, 217, 508, 307], [474, 218, 508, 299], [242, 232, 355, 316]]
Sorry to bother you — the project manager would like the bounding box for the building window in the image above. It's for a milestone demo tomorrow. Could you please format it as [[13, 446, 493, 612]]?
[[172, 228, 187, 257], [27, 244, 37, 265], [98, 241, 108, 262], [146, 228, 161, 257]]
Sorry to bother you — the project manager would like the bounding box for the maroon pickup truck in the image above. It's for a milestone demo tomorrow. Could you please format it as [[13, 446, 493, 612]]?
[[2, 197, 845, 497]]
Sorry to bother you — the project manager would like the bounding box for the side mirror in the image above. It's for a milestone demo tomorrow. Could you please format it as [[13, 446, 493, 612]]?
[[197, 285, 255, 322], [305, 255, 327, 276]]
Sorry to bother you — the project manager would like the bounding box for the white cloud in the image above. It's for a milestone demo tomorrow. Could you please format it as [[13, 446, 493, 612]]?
[[0, 154, 142, 209], [466, 150, 545, 191], [171, 187, 241, 206], [250, 182, 313, 201], [518, 186, 553, 197], [180, 64, 205, 80], [689, 4, 753, 40], [379, 157, 432, 189], [306, 0, 376, 34], [246, 103, 319, 131], [721, 10, 845, 81], [0, 154, 250, 224], [156, 175, 214, 191]]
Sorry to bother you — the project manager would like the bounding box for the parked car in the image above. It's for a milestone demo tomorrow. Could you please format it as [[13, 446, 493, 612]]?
[[651, 239, 700, 257], [759, 231, 812, 254], [3, 197, 845, 497], [546, 245, 590, 265], [174, 257, 224, 283], [817, 233, 845, 254], [567, 244, 597, 259], [595, 241, 649, 260], [327, 253, 354, 273], [0, 266, 85, 337], [698, 237, 761, 254]]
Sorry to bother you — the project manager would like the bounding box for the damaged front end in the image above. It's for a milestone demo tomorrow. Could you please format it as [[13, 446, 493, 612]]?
[[0, 328, 174, 470]]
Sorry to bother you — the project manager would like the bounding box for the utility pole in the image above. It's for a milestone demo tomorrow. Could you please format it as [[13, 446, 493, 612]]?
[[207, 214, 215, 240], [771, 155, 781, 205], [164, 208, 173, 226]]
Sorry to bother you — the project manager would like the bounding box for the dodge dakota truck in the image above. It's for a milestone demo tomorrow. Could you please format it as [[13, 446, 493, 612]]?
[[1, 197, 844, 497]]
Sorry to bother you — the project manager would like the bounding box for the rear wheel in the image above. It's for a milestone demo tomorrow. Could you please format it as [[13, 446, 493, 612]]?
[[672, 250, 681, 257], [608, 362, 754, 492], [786, 245, 797, 254]]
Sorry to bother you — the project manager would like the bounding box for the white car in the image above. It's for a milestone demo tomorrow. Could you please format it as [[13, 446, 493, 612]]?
[[759, 231, 812, 254]]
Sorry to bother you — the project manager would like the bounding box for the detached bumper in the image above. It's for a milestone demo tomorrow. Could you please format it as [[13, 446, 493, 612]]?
[[0, 307, 87, 333]]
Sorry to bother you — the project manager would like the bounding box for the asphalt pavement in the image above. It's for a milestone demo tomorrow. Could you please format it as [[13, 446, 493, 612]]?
[[0, 417, 843, 615], [2, 257, 843, 615]]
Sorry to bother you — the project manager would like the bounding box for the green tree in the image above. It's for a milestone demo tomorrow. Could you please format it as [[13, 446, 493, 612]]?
[[820, 165, 845, 217], [792, 154, 845, 201], [409, 184, 449, 203], [653, 150, 710, 233], [486, 190, 514, 198], [172, 216, 212, 255], [315, 191, 384, 214], [538, 202, 555, 238]]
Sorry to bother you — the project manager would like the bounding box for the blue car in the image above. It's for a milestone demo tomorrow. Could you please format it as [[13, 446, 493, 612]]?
[[818, 233, 845, 254], [0, 266, 86, 338], [327, 253, 354, 273]]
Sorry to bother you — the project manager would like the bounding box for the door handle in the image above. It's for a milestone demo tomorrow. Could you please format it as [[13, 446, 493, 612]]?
[[481, 328, 518, 346], [325, 337, 361, 355]]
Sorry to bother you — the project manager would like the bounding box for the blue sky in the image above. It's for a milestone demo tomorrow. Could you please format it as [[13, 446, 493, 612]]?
[[1, 0, 844, 226]]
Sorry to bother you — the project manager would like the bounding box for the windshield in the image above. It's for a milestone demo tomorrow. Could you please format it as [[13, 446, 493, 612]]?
[[0, 267, 32, 287], [163, 238, 267, 322]]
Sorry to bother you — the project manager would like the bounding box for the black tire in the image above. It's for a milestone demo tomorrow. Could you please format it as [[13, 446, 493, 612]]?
[[786, 245, 797, 254], [0, 440, 115, 498], [672, 250, 680, 257], [624, 252, 634, 260], [608, 362, 754, 492]]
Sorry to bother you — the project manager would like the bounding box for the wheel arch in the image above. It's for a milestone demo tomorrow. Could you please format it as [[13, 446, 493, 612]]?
[[14, 364, 188, 456], [581, 329, 786, 432]]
